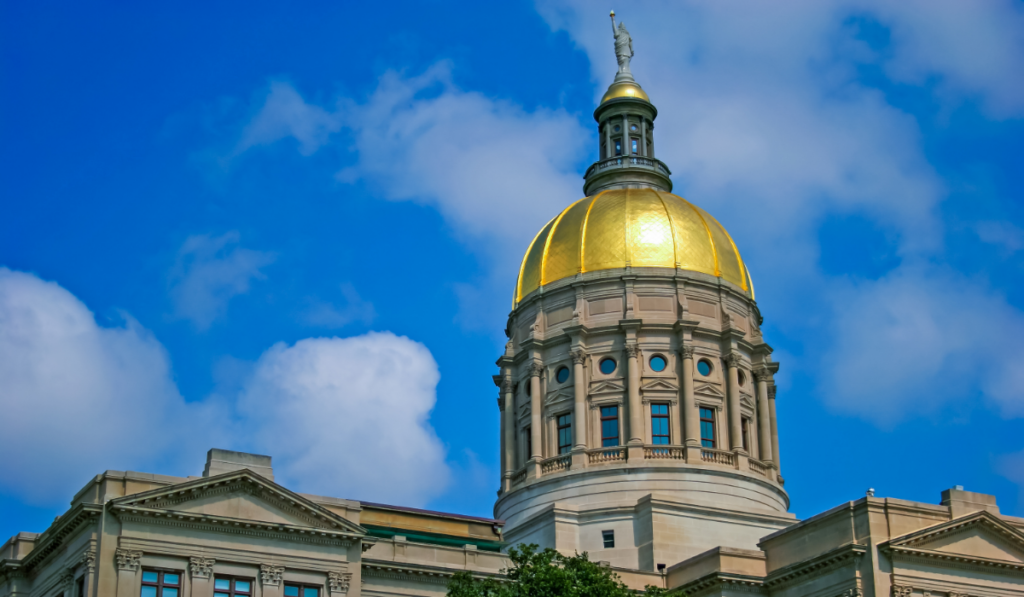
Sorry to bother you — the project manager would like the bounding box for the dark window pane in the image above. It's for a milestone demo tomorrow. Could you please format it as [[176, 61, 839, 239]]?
[[697, 360, 712, 376], [600, 358, 616, 374], [303, 589, 319, 597], [142, 572, 159, 583], [631, 138, 638, 154], [556, 367, 570, 383], [602, 530, 615, 548], [601, 406, 617, 417], [652, 404, 668, 415]]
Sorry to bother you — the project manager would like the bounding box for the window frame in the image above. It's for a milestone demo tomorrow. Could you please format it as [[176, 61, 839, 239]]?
[[741, 417, 750, 453], [650, 403, 670, 445], [600, 406, 620, 447], [283, 584, 322, 597], [631, 137, 639, 154], [649, 354, 667, 372], [140, 568, 182, 597], [556, 366, 570, 384], [699, 407, 717, 449], [556, 413, 572, 455], [614, 139, 622, 156], [697, 359, 713, 376], [602, 530, 615, 549], [524, 426, 532, 461], [213, 575, 253, 597]]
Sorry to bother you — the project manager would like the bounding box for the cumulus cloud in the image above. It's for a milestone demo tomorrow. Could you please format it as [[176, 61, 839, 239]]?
[[236, 81, 342, 155], [820, 266, 1024, 424], [0, 268, 209, 504], [0, 268, 449, 507], [168, 231, 276, 330], [236, 332, 450, 506]]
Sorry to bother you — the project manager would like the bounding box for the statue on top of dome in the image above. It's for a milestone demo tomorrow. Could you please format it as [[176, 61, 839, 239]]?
[[610, 11, 634, 80]]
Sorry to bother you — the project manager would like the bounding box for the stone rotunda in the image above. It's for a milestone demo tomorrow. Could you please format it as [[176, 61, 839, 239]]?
[[492, 17, 795, 571]]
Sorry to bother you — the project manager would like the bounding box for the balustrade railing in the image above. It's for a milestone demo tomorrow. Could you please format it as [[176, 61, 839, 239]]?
[[587, 447, 626, 464], [511, 467, 527, 485], [541, 454, 571, 474], [584, 156, 672, 178], [644, 446, 685, 460], [701, 448, 736, 466], [748, 458, 771, 477]]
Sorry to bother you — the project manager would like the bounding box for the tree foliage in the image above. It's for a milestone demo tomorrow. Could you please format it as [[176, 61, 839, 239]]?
[[447, 544, 684, 597]]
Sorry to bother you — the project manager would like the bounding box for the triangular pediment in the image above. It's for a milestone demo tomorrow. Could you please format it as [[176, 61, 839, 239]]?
[[109, 469, 365, 537], [694, 382, 725, 398], [641, 378, 678, 392], [590, 380, 626, 394], [886, 511, 1024, 568], [545, 390, 574, 406]]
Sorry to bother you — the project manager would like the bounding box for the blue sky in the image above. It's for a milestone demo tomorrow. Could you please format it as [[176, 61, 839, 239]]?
[[2, 0, 1024, 541]]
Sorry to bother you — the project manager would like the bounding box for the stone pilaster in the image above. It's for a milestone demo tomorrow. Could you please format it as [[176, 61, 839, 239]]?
[[724, 352, 744, 453], [754, 367, 773, 464], [679, 345, 701, 462], [528, 362, 544, 479], [261, 564, 285, 597], [625, 343, 644, 460], [114, 548, 142, 597], [190, 557, 215, 597], [328, 571, 353, 596], [501, 377, 515, 491], [571, 348, 588, 468], [768, 384, 781, 478]]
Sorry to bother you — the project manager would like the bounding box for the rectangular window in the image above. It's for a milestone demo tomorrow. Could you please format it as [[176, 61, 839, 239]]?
[[600, 406, 619, 447], [141, 570, 181, 597], [525, 426, 532, 460], [614, 139, 622, 156], [557, 414, 572, 454], [214, 576, 253, 597], [631, 138, 639, 154], [284, 586, 320, 597], [741, 418, 750, 452], [602, 530, 615, 548], [700, 407, 716, 448], [76, 576, 85, 597], [651, 404, 670, 445]]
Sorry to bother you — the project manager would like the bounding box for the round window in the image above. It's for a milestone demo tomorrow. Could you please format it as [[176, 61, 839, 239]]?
[[600, 358, 617, 375], [697, 359, 713, 376], [649, 355, 667, 372], [556, 366, 570, 384], [630, 124, 638, 131], [613, 125, 621, 132]]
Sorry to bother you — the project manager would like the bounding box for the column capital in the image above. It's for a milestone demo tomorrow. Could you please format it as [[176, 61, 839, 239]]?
[[328, 571, 353, 595], [261, 564, 285, 587], [190, 556, 215, 580], [625, 343, 640, 358], [753, 366, 773, 383], [115, 548, 142, 572], [678, 345, 695, 359], [723, 352, 743, 368], [768, 385, 777, 400], [79, 549, 97, 573], [529, 362, 544, 378], [570, 348, 587, 365], [500, 378, 514, 394]]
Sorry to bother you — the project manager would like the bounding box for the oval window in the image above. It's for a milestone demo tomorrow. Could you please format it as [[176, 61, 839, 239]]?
[[556, 366, 570, 384], [600, 358, 617, 375], [630, 124, 638, 132], [613, 125, 621, 132], [649, 355, 667, 372], [697, 359, 712, 376], [737, 370, 746, 386]]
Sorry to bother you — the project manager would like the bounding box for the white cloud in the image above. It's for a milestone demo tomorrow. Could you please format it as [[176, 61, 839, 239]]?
[[168, 231, 276, 330], [0, 268, 449, 507], [236, 332, 450, 506], [301, 283, 376, 328], [236, 81, 342, 155], [0, 268, 209, 504], [998, 449, 1024, 511], [975, 221, 1024, 254], [820, 265, 1024, 425]]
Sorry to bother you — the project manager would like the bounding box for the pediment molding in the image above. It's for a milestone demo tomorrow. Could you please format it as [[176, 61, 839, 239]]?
[[545, 390, 574, 406], [881, 511, 1024, 573], [694, 383, 725, 398], [112, 508, 355, 546], [590, 380, 626, 395], [110, 470, 365, 536], [641, 378, 678, 392]]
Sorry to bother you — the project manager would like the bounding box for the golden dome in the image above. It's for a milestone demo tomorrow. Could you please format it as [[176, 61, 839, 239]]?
[[515, 188, 753, 304], [600, 81, 650, 104]]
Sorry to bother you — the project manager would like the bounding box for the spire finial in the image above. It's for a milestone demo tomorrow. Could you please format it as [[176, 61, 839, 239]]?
[[610, 10, 635, 83]]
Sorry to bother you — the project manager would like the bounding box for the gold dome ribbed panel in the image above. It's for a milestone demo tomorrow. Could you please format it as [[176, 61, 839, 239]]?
[[514, 188, 752, 304]]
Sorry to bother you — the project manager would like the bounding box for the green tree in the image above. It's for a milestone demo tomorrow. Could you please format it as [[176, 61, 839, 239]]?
[[447, 544, 684, 597]]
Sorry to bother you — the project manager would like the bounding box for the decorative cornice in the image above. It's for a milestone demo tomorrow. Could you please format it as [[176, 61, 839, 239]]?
[[190, 556, 215, 579], [261, 564, 284, 587], [115, 548, 142, 572], [674, 571, 764, 596], [19, 503, 102, 573], [764, 543, 867, 589], [112, 509, 355, 547]]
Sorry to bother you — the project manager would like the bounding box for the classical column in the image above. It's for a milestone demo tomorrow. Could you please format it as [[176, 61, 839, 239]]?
[[529, 362, 544, 478], [622, 114, 630, 154], [679, 346, 701, 461], [114, 549, 142, 597], [190, 557, 215, 597], [501, 378, 515, 490], [724, 353, 744, 452], [754, 368, 773, 464], [571, 349, 588, 468], [641, 118, 648, 157], [604, 122, 612, 159], [625, 343, 644, 460], [768, 385, 781, 474]]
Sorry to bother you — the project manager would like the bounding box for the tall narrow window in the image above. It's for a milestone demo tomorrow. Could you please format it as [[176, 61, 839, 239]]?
[[651, 404, 670, 445], [525, 426, 532, 461], [76, 576, 85, 597], [284, 586, 320, 597], [700, 407, 716, 448], [601, 406, 620, 447], [557, 414, 572, 454], [631, 138, 638, 154], [214, 577, 253, 597], [141, 570, 181, 597], [614, 139, 622, 156], [741, 418, 750, 452]]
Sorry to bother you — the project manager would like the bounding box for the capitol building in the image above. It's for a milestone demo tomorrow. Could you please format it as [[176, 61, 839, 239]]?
[[3, 19, 1023, 597]]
